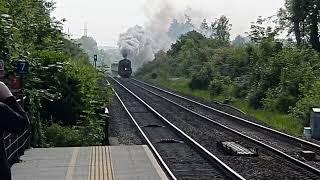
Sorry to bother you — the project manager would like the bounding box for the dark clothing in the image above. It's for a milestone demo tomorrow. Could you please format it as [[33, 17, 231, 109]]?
[[0, 96, 30, 180], [118, 59, 132, 78]]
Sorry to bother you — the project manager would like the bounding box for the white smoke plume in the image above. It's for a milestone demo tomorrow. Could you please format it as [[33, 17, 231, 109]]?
[[117, 1, 207, 72], [118, 26, 154, 72]]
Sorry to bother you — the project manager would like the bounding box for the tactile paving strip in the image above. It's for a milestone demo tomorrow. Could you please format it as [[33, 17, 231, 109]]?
[[88, 146, 114, 180]]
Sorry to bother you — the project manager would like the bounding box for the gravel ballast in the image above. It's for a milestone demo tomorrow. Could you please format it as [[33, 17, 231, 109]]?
[[108, 93, 144, 145], [111, 78, 239, 180], [120, 78, 319, 180], [131, 79, 320, 170]]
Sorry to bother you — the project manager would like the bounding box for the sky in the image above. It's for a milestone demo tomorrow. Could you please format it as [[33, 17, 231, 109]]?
[[53, 0, 285, 47]]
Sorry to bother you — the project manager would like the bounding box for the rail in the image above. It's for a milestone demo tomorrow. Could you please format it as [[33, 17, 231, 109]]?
[[132, 78, 320, 149], [111, 77, 246, 180], [129, 78, 320, 176], [4, 96, 31, 167]]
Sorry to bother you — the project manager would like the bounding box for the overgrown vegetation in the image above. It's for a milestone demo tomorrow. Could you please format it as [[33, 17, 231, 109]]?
[[136, 0, 320, 136], [0, 0, 112, 147]]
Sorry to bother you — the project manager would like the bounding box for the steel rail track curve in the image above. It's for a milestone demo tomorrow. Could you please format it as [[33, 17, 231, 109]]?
[[111, 77, 246, 180], [127, 78, 320, 176]]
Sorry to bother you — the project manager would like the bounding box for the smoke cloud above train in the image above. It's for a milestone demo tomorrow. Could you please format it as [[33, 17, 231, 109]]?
[[117, 1, 206, 72], [118, 26, 154, 72]]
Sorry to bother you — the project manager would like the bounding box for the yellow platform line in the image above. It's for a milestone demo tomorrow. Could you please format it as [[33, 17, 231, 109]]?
[[88, 147, 93, 180], [99, 146, 103, 179], [65, 147, 80, 180], [89, 147, 93, 180], [95, 146, 99, 180], [102, 146, 107, 180], [88, 146, 114, 180], [106, 146, 115, 179]]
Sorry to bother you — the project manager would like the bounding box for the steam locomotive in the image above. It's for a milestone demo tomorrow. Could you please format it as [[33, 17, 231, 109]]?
[[111, 58, 132, 78]]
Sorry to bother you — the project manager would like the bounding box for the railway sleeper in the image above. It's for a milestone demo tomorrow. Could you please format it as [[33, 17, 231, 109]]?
[[217, 141, 259, 157], [141, 124, 165, 128], [157, 139, 185, 144], [299, 151, 318, 161]]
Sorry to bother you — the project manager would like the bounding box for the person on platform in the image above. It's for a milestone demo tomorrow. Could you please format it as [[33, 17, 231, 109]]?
[[0, 81, 30, 180]]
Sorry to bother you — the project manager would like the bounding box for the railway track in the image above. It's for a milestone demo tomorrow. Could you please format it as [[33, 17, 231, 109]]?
[[130, 78, 320, 170], [113, 77, 320, 179], [110, 77, 245, 180]]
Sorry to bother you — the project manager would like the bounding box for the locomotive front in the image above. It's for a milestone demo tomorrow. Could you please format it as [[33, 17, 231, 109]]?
[[118, 58, 132, 78]]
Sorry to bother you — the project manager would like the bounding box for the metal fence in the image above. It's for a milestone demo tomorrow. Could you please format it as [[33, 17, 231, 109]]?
[[4, 96, 31, 167]]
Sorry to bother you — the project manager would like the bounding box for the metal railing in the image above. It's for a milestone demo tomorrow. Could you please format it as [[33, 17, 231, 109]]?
[[4, 96, 31, 167]]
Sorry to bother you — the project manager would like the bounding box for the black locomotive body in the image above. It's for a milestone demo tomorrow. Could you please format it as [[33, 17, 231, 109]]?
[[118, 58, 132, 78]]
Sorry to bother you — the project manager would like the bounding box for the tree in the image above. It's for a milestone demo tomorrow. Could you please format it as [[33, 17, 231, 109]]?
[[0, 0, 112, 147], [168, 19, 180, 40], [77, 36, 112, 66], [288, 0, 305, 45], [283, 0, 320, 51], [78, 36, 98, 52], [232, 35, 248, 46], [168, 16, 194, 41], [249, 16, 278, 43], [211, 15, 232, 42], [199, 19, 212, 38], [0, 7, 12, 61], [308, 0, 320, 51]]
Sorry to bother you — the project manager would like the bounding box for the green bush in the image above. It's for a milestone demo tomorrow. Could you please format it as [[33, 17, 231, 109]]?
[[248, 88, 266, 109], [291, 81, 320, 126], [77, 118, 104, 146], [44, 120, 104, 147], [260, 48, 320, 112], [263, 87, 297, 112], [209, 76, 231, 96], [151, 73, 158, 79], [44, 124, 82, 147], [0, 0, 112, 148], [189, 65, 213, 90], [134, 9, 320, 136], [232, 81, 248, 98], [209, 79, 224, 95]]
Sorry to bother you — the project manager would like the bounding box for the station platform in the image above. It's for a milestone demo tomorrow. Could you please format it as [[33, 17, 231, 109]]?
[[11, 145, 168, 180]]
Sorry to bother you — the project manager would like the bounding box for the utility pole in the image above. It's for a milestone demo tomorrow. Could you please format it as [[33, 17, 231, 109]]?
[[83, 22, 88, 37], [81, 22, 88, 37], [67, 28, 71, 39]]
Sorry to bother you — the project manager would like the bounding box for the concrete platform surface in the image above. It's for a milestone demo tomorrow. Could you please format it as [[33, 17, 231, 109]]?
[[12, 145, 168, 180]]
